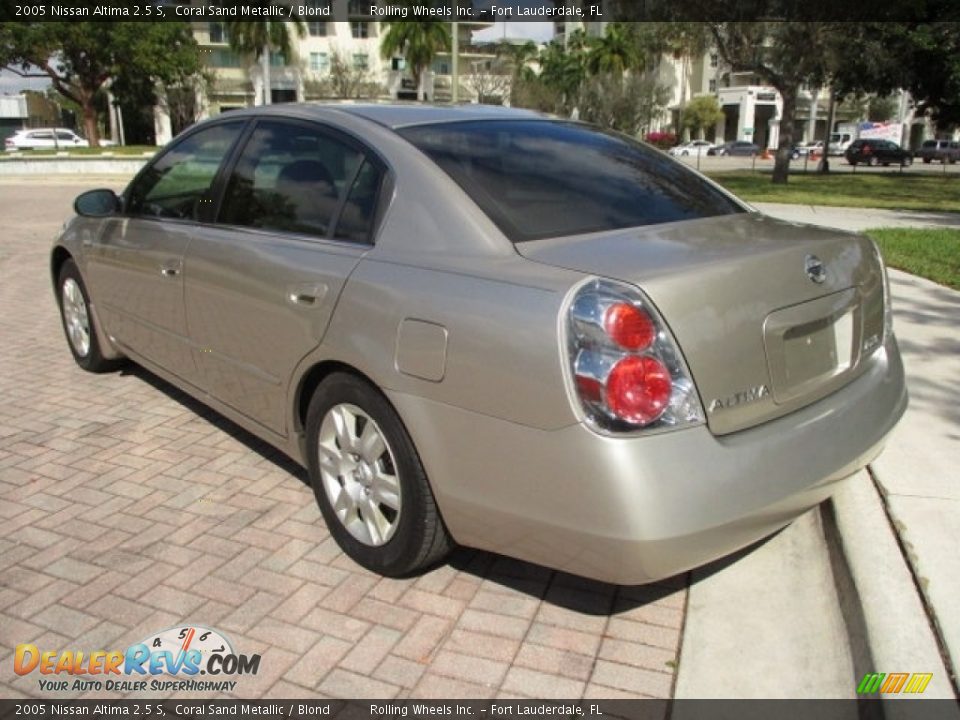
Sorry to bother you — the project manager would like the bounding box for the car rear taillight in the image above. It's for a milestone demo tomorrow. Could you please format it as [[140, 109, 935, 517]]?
[[565, 279, 704, 433]]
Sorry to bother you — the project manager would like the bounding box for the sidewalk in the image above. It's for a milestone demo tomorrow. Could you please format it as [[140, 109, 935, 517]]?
[[753, 201, 960, 231], [677, 205, 960, 699]]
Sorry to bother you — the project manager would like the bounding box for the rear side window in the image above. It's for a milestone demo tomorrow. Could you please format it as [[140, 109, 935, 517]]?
[[399, 120, 743, 243]]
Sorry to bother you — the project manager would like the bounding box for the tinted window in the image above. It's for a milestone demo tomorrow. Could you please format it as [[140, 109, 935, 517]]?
[[128, 122, 244, 220], [218, 120, 365, 239], [334, 160, 383, 243], [400, 120, 743, 243]]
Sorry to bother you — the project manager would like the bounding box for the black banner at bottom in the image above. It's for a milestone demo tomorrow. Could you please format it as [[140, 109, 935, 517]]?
[[2, 700, 960, 720]]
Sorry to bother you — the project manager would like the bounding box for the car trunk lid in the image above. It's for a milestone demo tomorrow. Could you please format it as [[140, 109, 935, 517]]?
[[519, 213, 885, 435]]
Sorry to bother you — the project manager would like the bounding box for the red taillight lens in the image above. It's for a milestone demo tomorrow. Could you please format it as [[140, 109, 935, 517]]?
[[603, 302, 655, 351], [605, 356, 672, 425]]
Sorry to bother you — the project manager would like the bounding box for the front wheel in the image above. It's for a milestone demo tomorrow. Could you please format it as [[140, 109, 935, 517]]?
[[305, 372, 452, 577], [57, 260, 118, 373]]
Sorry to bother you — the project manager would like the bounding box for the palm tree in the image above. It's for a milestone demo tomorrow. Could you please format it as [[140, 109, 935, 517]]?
[[586, 23, 641, 77], [225, 18, 305, 105], [380, 20, 451, 101], [538, 40, 586, 114], [495, 40, 538, 106]]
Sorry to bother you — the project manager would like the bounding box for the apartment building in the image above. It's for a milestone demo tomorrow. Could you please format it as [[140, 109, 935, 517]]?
[[169, 11, 496, 143]]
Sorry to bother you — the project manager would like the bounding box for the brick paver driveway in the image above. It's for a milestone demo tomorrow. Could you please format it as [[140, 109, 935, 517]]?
[[0, 180, 685, 700]]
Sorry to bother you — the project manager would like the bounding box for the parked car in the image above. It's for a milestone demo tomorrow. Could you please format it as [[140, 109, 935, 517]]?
[[51, 105, 907, 585], [4, 128, 114, 151], [668, 140, 714, 157], [711, 140, 760, 157], [796, 141, 824, 156], [915, 139, 960, 164], [845, 139, 913, 167]]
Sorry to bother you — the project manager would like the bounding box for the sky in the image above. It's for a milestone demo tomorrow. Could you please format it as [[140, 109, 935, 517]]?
[[473, 21, 555, 43]]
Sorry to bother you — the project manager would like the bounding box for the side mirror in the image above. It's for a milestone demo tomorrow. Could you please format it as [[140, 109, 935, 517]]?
[[74, 189, 121, 218]]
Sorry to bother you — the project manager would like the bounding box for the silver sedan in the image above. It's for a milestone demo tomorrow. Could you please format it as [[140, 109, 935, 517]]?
[[51, 104, 907, 584]]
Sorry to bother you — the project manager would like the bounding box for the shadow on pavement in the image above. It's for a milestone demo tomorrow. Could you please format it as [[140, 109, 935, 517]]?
[[120, 363, 688, 617]]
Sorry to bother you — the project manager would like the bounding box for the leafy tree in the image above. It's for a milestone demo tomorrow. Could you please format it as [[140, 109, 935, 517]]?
[[703, 21, 836, 183], [683, 94, 724, 138], [495, 40, 538, 106], [830, 20, 960, 131], [578, 73, 671, 136], [537, 39, 586, 114], [585, 23, 641, 76], [380, 18, 451, 101], [0, 21, 201, 146], [224, 18, 305, 105]]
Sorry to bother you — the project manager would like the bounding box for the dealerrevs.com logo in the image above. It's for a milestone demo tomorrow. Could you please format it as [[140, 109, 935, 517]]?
[[14, 625, 260, 693]]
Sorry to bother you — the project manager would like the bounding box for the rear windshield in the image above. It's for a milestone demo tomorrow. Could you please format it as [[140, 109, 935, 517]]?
[[398, 120, 744, 243]]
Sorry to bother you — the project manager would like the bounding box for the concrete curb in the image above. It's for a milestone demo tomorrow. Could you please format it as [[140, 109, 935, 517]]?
[[829, 469, 959, 705], [0, 157, 148, 175]]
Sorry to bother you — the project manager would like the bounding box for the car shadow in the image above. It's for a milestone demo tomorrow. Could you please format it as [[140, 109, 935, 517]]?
[[120, 363, 310, 485], [116, 363, 785, 618]]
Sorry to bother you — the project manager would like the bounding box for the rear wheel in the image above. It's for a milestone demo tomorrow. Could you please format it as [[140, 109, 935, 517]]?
[[305, 372, 452, 577], [57, 260, 118, 373]]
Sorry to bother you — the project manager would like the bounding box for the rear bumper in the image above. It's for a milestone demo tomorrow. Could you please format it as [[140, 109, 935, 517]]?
[[388, 336, 907, 585]]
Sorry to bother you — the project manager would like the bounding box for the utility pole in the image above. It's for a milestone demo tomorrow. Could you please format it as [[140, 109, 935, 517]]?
[[451, 21, 459, 103]]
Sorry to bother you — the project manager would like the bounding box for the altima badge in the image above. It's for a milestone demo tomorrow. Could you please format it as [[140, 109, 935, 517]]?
[[805, 254, 827, 284]]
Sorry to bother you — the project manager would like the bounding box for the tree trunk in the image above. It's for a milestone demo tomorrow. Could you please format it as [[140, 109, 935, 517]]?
[[772, 85, 797, 184], [81, 92, 100, 148], [261, 46, 271, 105], [414, 67, 423, 101]]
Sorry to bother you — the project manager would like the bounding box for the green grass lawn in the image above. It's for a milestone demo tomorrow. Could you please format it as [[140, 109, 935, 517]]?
[[3, 145, 156, 157], [866, 228, 960, 290], [709, 171, 960, 213]]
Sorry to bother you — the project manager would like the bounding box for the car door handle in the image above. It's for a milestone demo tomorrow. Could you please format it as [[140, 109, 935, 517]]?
[[287, 282, 328, 307], [160, 260, 181, 277]]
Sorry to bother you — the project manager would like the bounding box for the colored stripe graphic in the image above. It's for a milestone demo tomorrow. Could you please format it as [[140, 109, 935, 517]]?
[[857, 672, 933, 694], [904, 673, 933, 694], [857, 673, 885, 694], [880, 673, 909, 693]]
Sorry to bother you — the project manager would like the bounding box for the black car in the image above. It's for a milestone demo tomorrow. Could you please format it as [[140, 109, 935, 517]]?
[[711, 141, 760, 157], [845, 139, 913, 167]]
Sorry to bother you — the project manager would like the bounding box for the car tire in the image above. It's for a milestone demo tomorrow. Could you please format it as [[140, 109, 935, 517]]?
[[57, 259, 119, 373], [305, 372, 452, 577]]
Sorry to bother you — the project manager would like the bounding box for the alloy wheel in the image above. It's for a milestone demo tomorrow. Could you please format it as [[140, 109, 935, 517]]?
[[62, 278, 91, 358], [317, 403, 402, 546]]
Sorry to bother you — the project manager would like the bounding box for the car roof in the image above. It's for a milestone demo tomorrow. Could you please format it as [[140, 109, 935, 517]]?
[[217, 102, 548, 130]]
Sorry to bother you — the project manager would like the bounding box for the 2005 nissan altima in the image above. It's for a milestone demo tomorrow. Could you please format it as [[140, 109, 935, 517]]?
[[52, 104, 907, 584]]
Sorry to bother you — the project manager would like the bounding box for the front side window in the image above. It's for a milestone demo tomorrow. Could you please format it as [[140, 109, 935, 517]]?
[[399, 120, 744, 243], [218, 120, 367, 239], [127, 122, 244, 220]]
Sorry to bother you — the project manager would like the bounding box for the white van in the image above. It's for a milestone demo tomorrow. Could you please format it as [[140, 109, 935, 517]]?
[[828, 132, 854, 156]]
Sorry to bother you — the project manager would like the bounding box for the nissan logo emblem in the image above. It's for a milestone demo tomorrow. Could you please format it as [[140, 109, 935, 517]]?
[[805, 255, 827, 284]]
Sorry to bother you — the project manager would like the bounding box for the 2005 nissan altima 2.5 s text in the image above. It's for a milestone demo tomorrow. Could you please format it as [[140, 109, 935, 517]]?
[[52, 104, 907, 584]]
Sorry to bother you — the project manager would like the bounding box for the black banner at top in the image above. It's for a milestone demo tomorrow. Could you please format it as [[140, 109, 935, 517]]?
[[1, 0, 959, 23]]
